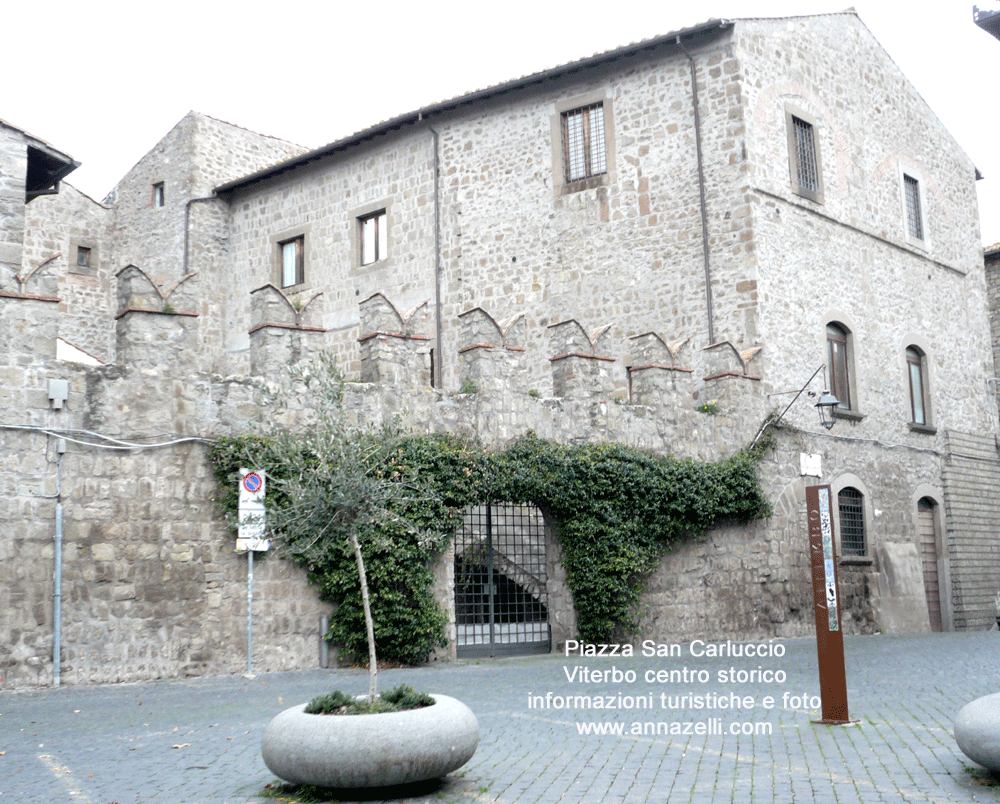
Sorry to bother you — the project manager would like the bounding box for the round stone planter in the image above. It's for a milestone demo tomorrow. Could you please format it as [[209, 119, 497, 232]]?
[[261, 694, 479, 788], [955, 692, 1000, 775]]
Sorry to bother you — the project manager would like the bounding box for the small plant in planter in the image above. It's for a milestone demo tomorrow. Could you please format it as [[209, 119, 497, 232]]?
[[242, 353, 479, 787], [304, 684, 433, 715]]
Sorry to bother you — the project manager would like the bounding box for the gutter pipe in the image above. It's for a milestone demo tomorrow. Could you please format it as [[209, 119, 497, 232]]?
[[679, 37, 715, 346], [428, 124, 443, 388]]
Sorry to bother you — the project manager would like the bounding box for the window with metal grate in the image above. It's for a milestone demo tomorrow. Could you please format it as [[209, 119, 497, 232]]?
[[562, 103, 607, 183], [904, 174, 923, 241], [793, 117, 820, 195], [838, 487, 866, 556]]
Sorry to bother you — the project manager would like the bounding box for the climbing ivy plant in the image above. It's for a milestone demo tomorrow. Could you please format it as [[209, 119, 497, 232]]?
[[210, 380, 770, 664]]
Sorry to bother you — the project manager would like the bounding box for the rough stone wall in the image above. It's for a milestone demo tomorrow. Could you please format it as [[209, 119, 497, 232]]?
[[21, 184, 114, 362], [727, 13, 997, 637], [740, 12, 990, 433], [0, 124, 27, 290], [986, 250, 1000, 378], [217, 29, 759, 401], [432, 32, 755, 396], [105, 113, 306, 370], [637, 421, 952, 643], [0, 425, 327, 688], [222, 132, 438, 377]]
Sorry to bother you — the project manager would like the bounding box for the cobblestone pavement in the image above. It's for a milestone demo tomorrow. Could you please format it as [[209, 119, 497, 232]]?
[[1, 632, 999, 803]]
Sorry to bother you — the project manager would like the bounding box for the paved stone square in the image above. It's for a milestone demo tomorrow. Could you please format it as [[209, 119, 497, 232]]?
[[1, 633, 998, 803]]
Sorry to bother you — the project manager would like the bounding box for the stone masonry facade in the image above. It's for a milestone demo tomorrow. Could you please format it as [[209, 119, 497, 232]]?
[[2, 12, 999, 689]]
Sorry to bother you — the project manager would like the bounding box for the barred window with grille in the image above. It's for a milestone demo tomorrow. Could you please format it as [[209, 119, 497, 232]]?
[[904, 174, 924, 241], [793, 117, 819, 194], [562, 103, 607, 183], [838, 487, 866, 556], [785, 107, 824, 203]]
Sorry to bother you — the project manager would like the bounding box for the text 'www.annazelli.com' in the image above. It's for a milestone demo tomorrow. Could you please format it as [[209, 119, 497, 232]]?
[[575, 719, 773, 736]]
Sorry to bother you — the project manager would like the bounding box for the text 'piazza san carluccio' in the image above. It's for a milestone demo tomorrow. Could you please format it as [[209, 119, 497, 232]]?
[[563, 640, 787, 658]]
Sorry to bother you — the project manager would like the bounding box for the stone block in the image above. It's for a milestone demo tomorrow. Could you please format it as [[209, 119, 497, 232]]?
[[871, 542, 931, 633], [955, 693, 1000, 774]]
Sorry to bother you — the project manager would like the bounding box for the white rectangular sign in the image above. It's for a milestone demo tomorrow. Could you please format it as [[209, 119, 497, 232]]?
[[237, 469, 270, 552]]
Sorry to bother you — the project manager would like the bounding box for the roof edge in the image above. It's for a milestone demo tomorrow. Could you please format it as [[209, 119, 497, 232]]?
[[214, 18, 734, 195]]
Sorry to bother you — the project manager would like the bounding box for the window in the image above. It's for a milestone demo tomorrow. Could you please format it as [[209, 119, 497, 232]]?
[[279, 236, 304, 288], [903, 174, 923, 241], [152, 182, 165, 208], [552, 93, 614, 197], [69, 239, 98, 277], [906, 346, 928, 426], [360, 210, 387, 266], [785, 106, 824, 203], [838, 487, 866, 556], [826, 323, 852, 410], [562, 103, 607, 183]]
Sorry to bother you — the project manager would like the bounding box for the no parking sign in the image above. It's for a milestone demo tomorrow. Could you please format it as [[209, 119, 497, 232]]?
[[237, 469, 270, 551]]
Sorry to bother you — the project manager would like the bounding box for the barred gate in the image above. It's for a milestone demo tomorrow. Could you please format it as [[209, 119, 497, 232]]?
[[454, 503, 551, 657]]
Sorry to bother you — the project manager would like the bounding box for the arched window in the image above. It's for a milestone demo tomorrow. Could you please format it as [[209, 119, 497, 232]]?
[[906, 346, 928, 425], [838, 486, 866, 556], [826, 323, 852, 410]]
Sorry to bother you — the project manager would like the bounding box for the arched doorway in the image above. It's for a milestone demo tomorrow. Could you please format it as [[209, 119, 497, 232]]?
[[454, 503, 551, 657], [917, 497, 943, 632]]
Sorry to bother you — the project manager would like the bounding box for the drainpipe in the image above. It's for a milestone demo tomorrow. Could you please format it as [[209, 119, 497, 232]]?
[[679, 37, 715, 345], [184, 196, 217, 276], [427, 125, 443, 388]]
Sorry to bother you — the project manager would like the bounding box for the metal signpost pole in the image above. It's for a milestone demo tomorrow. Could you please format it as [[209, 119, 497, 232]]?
[[806, 484, 852, 724], [247, 549, 253, 676], [238, 469, 268, 679]]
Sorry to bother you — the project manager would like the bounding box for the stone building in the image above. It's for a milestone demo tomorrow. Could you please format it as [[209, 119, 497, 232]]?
[[3, 11, 999, 688]]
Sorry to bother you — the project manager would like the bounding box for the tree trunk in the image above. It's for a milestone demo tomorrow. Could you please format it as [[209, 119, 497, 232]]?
[[348, 527, 378, 702]]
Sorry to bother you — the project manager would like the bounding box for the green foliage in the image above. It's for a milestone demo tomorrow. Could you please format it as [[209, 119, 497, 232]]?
[[303, 689, 355, 714], [210, 355, 770, 661], [381, 683, 435, 709], [303, 683, 433, 715], [458, 378, 477, 394], [486, 436, 769, 641]]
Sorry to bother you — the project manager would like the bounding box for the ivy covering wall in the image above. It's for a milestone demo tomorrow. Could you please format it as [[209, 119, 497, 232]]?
[[210, 432, 770, 665]]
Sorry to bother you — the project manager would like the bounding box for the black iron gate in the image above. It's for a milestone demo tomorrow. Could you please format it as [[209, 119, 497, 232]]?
[[454, 503, 551, 657]]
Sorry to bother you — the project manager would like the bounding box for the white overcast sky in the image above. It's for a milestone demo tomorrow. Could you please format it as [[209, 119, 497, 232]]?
[[6, 1, 1000, 244]]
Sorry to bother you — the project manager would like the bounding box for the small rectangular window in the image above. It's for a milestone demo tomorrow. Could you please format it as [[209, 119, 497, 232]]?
[[562, 103, 607, 183], [904, 174, 923, 241], [279, 236, 304, 288], [153, 182, 165, 208], [360, 210, 387, 266], [785, 107, 824, 204], [76, 246, 91, 268]]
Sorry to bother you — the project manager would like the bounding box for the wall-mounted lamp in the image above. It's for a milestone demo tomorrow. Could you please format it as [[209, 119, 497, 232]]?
[[750, 366, 839, 450], [813, 390, 839, 431]]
